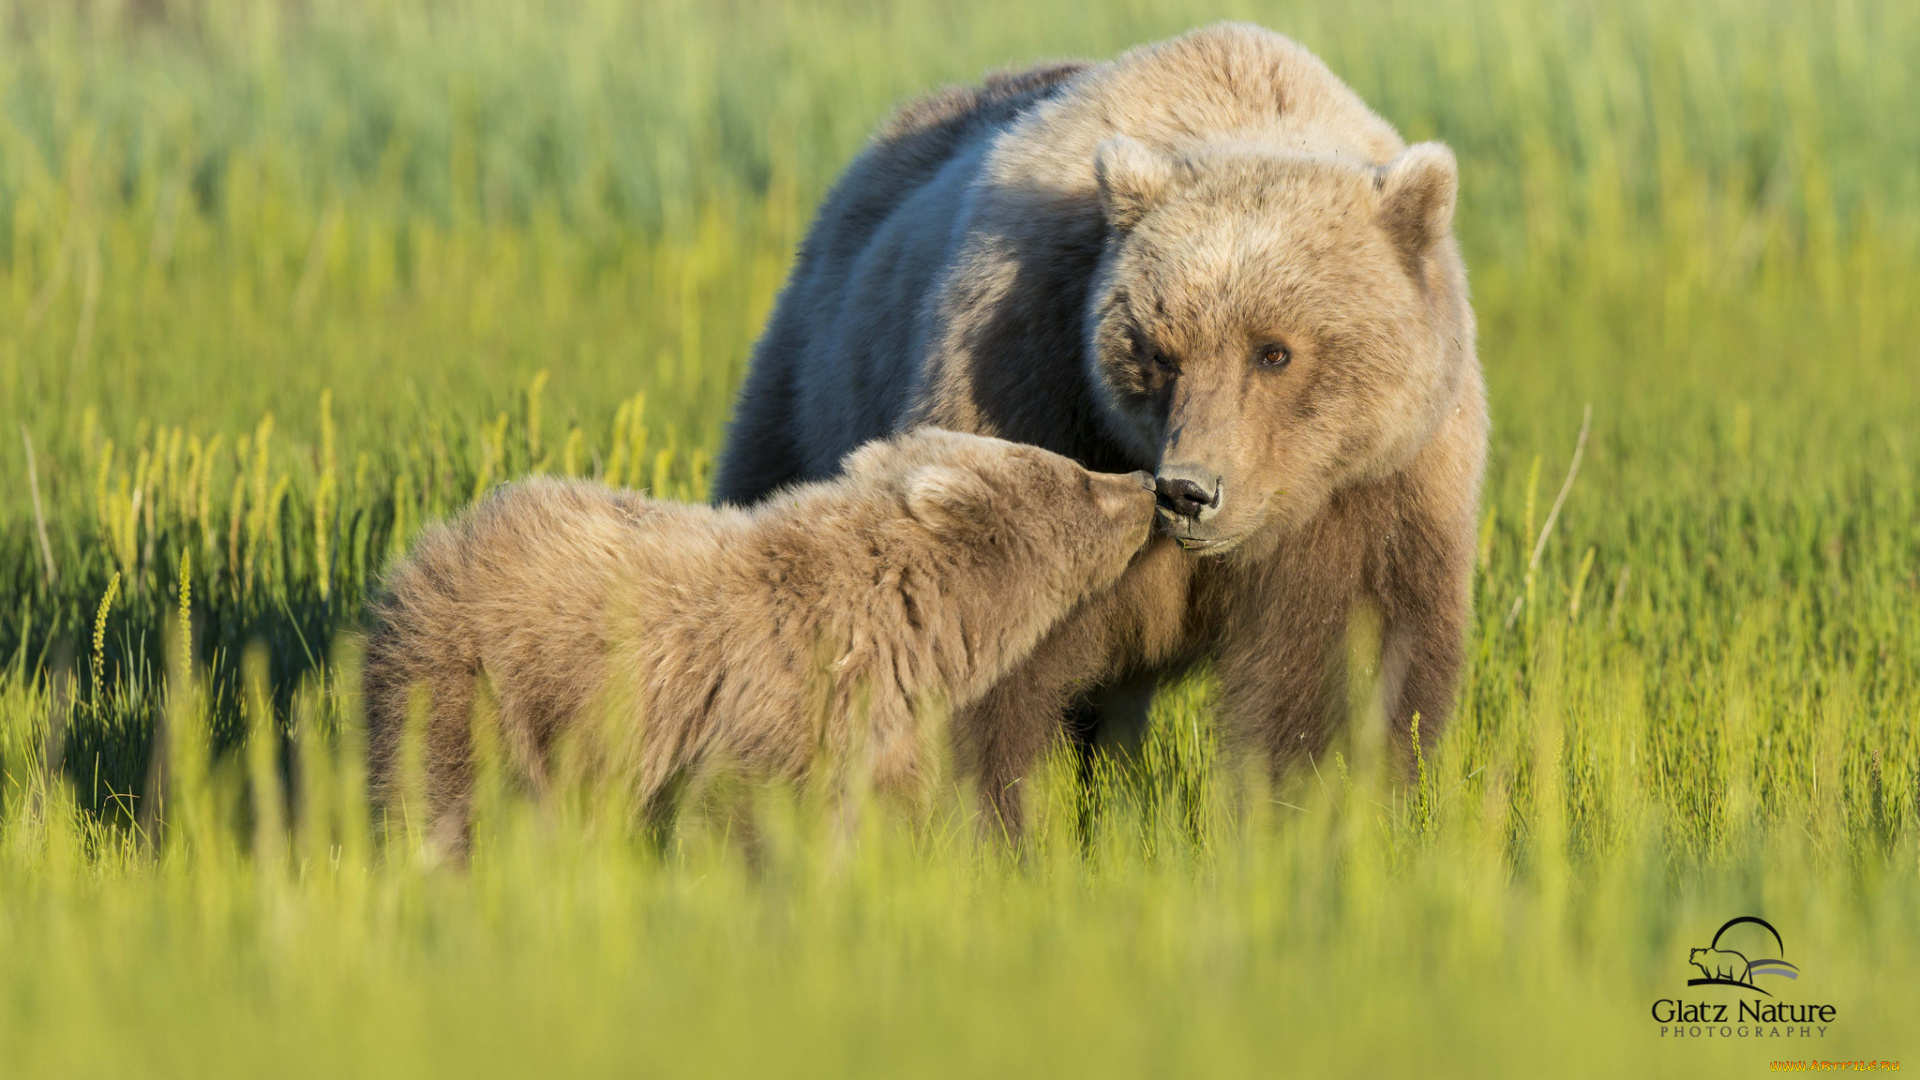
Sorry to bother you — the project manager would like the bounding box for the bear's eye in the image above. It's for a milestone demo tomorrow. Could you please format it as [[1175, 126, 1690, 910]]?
[[1151, 349, 1178, 374], [1257, 343, 1293, 369]]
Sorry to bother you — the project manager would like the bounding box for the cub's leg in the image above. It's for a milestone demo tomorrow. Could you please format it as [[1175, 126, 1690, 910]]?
[[365, 668, 477, 859], [957, 541, 1195, 840]]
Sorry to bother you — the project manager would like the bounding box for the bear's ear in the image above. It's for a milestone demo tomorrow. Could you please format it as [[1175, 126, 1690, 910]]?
[[1375, 142, 1457, 265], [1095, 136, 1175, 232], [904, 464, 998, 536]]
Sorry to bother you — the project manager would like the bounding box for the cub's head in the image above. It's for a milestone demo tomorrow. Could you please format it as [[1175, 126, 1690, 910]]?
[[1084, 135, 1473, 555], [844, 428, 1158, 598]]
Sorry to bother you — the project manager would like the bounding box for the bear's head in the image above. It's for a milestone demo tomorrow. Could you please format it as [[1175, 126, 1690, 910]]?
[[845, 428, 1159, 600], [1083, 135, 1473, 556], [1689, 948, 1707, 964]]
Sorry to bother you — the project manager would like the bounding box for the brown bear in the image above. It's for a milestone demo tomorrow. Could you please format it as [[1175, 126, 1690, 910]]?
[[363, 428, 1159, 852], [714, 23, 1487, 834]]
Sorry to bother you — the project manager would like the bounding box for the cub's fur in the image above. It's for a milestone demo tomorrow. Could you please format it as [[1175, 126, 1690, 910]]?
[[716, 23, 1487, 834], [364, 429, 1157, 850]]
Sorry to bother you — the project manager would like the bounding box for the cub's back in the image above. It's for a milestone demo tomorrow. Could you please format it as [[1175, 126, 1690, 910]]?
[[363, 479, 700, 789]]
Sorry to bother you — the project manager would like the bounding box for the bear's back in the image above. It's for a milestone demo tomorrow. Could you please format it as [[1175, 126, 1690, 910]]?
[[980, 24, 1408, 239], [818, 62, 1089, 270], [712, 60, 1089, 503]]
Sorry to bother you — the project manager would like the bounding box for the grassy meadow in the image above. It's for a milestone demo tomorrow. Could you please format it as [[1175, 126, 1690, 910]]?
[[2, 0, 1918, 1074]]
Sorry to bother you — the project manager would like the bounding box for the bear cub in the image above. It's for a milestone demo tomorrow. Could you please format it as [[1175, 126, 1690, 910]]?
[[364, 428, 1158, 851]]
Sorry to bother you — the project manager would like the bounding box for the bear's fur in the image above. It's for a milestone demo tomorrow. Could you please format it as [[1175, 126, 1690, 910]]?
[[714, 23, 1487, 833], [364, 429, 1159, 851]]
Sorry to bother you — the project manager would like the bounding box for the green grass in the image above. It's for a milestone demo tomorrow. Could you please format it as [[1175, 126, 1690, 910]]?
[[2, 0, 1918, 1074]]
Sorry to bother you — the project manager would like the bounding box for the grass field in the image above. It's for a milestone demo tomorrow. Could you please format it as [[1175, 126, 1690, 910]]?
[[2, 0, 1917, 1074]]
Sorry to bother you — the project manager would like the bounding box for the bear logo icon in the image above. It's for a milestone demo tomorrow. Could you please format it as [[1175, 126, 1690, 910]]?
[[1685, 917, 1801, 995], [1689, 947, 1751, 984]]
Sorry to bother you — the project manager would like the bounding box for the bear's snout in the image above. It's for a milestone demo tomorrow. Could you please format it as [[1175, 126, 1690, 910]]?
[[1154, 469, 1222, 522]]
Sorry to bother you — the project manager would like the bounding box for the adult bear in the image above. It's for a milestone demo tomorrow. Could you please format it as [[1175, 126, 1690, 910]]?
[[715, 23, 1487, 833]]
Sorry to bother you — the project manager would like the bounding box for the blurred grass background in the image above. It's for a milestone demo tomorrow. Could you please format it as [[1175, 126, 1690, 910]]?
[[1, 0, 1917, 1074]]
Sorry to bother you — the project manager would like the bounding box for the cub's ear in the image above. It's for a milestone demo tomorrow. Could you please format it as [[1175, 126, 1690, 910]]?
[[904, 465, 998, 536], [841, 439, 898, 480], [1094, 136, 1175, 232], [1375, 142, 1458, 265]]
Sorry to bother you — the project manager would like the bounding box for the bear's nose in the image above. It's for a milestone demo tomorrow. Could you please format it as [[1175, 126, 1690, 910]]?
[[1155, 470, 1222, 521]]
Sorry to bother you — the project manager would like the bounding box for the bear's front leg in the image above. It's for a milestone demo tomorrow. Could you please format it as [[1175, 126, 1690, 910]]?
[[1216, 470, 1475, 782], [1214, 533, 1366, 775], [1376, 575, 1471, 775], [1372, 454, 1479, 776]]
